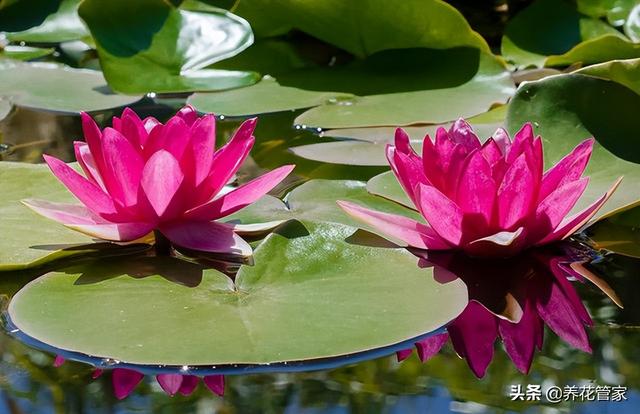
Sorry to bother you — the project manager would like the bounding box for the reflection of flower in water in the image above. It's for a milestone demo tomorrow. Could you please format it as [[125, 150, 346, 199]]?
[[23, 105, 294, 258], [54, 356, 224, 399], [339, 119, 620, 257], [397, 245, 622, 377]]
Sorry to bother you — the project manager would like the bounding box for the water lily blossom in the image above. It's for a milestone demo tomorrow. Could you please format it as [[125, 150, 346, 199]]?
[[339, 120, 621, 256], [23, 106, 294, 257]]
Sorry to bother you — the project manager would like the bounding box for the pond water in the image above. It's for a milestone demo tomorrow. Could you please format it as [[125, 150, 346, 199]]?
[[1, 105, 639, 413]]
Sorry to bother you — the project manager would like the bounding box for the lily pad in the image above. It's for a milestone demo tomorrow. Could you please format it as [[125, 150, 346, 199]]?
[[8, 223, 468, 367], [188, 76, 353, 116], [368, 74, 640, 222], [78, 0, 258, 94], [0, 162, 149, 271], [586, 205, 640, 258], [289, 107, 506, 166], [544, 35, 640, 67], [0, 45, 54, 61], [0, 61, 143, 113], [574, 57, 640, 94], [502, 0, 631, 68], [231, 0, 489, 57], [292, 50, 513, 129], [0, 0, 88, 43]]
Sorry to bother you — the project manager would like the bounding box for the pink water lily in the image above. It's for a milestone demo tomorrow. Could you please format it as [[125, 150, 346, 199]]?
[[23, 106, 294, 257], [339, 120, 621, 256]]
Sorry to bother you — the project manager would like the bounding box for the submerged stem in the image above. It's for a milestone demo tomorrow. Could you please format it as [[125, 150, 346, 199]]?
[[154, 230, 172, 256]]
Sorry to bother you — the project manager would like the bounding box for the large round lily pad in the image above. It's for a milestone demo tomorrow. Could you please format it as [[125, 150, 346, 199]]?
[[0, 61, 142, 113], [8, 223, 468, 367]]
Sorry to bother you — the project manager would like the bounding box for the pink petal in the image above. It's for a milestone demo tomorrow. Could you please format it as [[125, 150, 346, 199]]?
[[415, 184, 464, 246], [535, 177, 589, 233], [550, 259, 593, 326], [43, 155, 117, 216], [464, 228, 525, 257], [160, 221, 252, 257], [53, 355, 65, 367], [499, 302, 538, 374], [396, 348, 413, 361], [505, 123, 533, 165], [142, 116, 161, 139], [336, 201, 449, 250], [497, 152, 536, 229], [183, 114, 216, 187], [537, 177, 622, 244], [119, 107, 147, 148], [157, 374, 183, 396], [143, 116, 191, 161], [176, 104, 199, 126], [386, 144, 429, 208], [480, 138, 503, 165], [186, 165, 294, 221], [80, 112, 104, 170], [456, 150, 496, 223], [448, 118, 481, 152], [203, 375, 225, 396], [141, 150, 185, 219], [491, 128, 511, 154], [414, 332, 449, 362], [92, 369, 104, 379], [178, 375, 199, 396], [74, 141, 105, 190], [197, 118, 256, 203], [112, 369, 144, 400], [100, 128, 145, 208], [540, 139, 594, 201], [448, 301, 498, 378]]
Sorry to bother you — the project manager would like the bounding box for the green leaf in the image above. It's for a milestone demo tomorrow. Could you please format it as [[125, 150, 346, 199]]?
[[8, 223, 468, 366], [0, 45, 54, 61], [368, 74, 640, 221], [78, 0, 258, 94], [586, 205, 640, 258], [545, 35, 640, 67], [0, 61, 143, 113], [502, 0, 629, 68], [574, 58, 640, 94], [188, 76, 353, 116], [0, 0, 88, 43], [289, 107, 506, 166], [506, 73, 640, 219], [292, 49, 513, 129], [0, 162, 148, 271], [232, 0, 489, 58]]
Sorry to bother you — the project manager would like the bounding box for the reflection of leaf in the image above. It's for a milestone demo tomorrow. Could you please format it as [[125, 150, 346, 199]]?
[[0, 162, 148, 271], [502, 0, 635, 68], [0, 0, 88, 43], [8, 223, 468, 366], [0, 61, 142, 113], [367, 74, 640, 222], [289, 107, 505, 166], [232, 0, 489, 57], [78, 0, 258, 94], [293, 50, 513, 129]]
